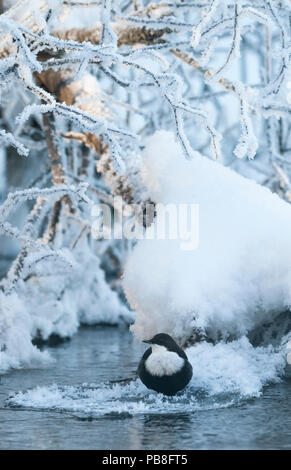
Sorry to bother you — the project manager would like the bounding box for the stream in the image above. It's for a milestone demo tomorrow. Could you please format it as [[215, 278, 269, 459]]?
[[1, 325, 291, 449]]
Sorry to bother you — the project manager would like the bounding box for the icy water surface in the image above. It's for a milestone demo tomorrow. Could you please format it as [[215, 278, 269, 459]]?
[[1, 326, 291, 449]]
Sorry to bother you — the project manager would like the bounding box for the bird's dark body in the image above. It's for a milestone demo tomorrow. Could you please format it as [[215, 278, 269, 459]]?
[[138, 334, 193, 396]]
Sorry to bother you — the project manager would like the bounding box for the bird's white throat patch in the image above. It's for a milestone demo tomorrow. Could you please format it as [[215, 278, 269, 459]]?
[[145, 344, 185, 377]]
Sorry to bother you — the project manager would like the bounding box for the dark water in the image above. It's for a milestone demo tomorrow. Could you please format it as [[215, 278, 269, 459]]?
[[1, 325, 291, 450]]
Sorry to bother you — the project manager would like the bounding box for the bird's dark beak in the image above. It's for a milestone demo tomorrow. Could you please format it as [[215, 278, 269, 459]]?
[[143, 339, 151, 344]]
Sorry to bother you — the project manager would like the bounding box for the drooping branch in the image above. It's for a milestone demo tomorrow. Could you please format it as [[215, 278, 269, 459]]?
[[0, 183, 89, 291], [52, 24, 171, 47]]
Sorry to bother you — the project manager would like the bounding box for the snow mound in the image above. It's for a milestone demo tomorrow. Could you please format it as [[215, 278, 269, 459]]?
[[0, 292, 53, 373], [6, 337, 286, 416], [123, 131, 291, 344], [0, 241, 133, 374]]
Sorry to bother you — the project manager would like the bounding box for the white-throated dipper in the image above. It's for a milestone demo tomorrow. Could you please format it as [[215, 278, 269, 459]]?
[[138, 333, 193, 396]]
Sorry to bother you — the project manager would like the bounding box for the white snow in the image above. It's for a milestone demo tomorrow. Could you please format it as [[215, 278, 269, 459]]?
[[0, 291, 53, 373], [123, 131, 291, 344], [0, 240, 134, 374]]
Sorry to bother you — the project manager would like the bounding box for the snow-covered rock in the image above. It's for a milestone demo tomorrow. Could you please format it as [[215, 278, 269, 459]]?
[[123, 131, 291, 344], [0, 291, 53, 373], [0, 240, 133, 374]]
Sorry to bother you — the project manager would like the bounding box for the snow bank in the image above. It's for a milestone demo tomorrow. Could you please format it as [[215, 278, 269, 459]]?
[[0, 292, 53, 373], [123, 131, 291, 344], [0, 240, 133, 374], [6, 337, 286, 416]]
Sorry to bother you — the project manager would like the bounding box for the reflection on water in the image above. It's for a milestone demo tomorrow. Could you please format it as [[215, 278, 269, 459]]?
[[1, 326, 291, 449]]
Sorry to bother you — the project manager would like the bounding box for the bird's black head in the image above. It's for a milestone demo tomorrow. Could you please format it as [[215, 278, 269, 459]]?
[[143, 333, 180, 353]]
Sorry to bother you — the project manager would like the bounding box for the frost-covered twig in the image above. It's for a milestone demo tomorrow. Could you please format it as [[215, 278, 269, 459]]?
[[0, 184, 88, 224], [0, 183, 89, 291], [0, 129, 29, 156]]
